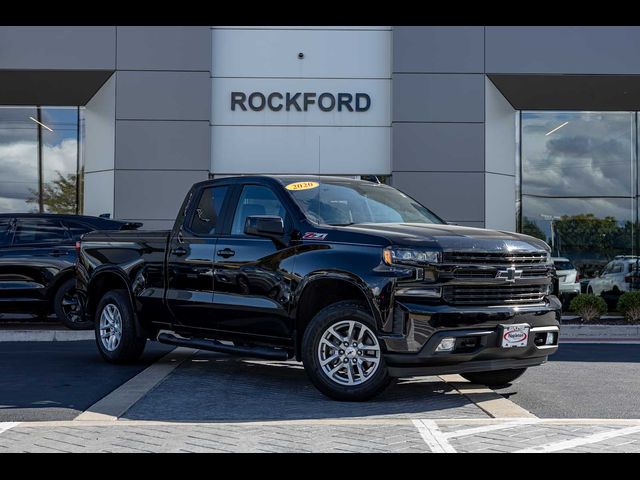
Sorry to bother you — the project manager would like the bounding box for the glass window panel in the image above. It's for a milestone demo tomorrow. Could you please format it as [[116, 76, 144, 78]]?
[[0, 107, 39, 212], [0, 218, 13, 246], [231, 186, 286, 235], [14, 218, 70, 245], [521, 196, 634, 278], [41, 107, 79, 214], [189, 186, 229, 235], [521, 111, 634, 197]]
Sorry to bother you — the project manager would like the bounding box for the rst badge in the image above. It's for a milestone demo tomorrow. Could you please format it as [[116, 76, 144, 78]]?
[[302, 232, 328, 240]]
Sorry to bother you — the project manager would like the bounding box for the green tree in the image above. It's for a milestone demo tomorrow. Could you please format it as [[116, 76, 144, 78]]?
[[554, 213, 623, 259], [27, 171, 77, 214], [522, 216, 547, 242]]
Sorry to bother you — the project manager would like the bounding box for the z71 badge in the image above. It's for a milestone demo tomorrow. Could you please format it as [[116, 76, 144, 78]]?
[[302, 232, 328, 240]]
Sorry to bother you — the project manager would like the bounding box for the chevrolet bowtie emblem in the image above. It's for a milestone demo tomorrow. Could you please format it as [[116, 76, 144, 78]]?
[[496, 266, 523, 283]]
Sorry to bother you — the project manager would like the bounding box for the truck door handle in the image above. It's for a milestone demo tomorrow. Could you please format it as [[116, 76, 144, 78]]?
[[171, 246, 188, 256], [217, 248, 235, 258]]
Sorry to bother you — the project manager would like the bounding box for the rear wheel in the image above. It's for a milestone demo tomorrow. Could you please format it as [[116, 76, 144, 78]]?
[[95, 289, 146, 364], [302, 301, 393, 401], [461, 368, 527, 388], [54, 278, 92, 330]]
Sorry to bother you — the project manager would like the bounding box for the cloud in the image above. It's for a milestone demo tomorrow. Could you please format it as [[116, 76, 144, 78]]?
[[522, 112, 634, 197], [0, 138, 77, 212]]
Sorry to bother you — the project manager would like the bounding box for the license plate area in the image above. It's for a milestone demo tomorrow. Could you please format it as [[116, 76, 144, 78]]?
[[500, 324, 530, 348]]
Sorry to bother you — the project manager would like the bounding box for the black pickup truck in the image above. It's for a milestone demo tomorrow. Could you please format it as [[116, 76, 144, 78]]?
[[76, 175, 561, 401]]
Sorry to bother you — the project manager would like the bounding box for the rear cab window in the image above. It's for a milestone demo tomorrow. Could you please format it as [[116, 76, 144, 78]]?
[[188, 186, 229, 235]]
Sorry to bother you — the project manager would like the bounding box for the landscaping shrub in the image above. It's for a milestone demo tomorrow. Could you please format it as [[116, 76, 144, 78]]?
[[616, 291, 640, 324], [569, 294, 608, 323]]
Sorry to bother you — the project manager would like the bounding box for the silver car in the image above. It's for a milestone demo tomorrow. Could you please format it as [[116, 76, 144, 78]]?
[[552, 257, 581, 296], [587, 256, 640, 296]]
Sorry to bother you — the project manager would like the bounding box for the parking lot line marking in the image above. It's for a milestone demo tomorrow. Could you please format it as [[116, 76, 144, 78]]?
[[439, 374, 537, 419], [444, 418, 541, 439], [74, 347, 197, 422], [412, 419, 456, 453], [515, 425, 640, 453], [0, 422, 19, 435]]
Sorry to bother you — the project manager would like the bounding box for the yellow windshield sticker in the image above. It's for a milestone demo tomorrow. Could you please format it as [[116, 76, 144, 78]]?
[[286, 181, 319, 191]]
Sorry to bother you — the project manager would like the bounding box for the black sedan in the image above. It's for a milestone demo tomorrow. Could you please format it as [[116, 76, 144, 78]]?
[[0, 214, 141, 329]]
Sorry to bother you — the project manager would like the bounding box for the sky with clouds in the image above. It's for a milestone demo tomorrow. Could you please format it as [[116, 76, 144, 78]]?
[[0, 107, 78, 212], [521, 111, 636, 233]]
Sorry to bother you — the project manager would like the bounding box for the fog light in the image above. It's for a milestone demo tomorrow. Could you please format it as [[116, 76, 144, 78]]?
[[396, 287, 441, 298], [545, 332, 556, 345], [436, 337, 456, 352]]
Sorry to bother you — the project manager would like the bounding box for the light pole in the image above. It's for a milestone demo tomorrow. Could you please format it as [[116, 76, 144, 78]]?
[[541, 214, 562, 255]]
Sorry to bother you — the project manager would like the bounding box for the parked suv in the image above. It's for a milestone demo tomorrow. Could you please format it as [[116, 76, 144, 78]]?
[[77, 176, 561, 401], [0, 214, 141, 329], [552, 257, 581, 308], [587, 256, 640, 296]]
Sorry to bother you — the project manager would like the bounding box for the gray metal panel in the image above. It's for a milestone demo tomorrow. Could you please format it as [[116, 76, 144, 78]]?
[[114, 170, 208, 220], [115, 71, 211, 120], [393, 74, 485, 123], [116, 26, 211, 71], [393, 26, 484, 73], [115, 120, 211, 171], [0, 26, 115, 70], [393, 123, 484, 172], [392, 172, 485, 222], [486, 26, 640, 74]]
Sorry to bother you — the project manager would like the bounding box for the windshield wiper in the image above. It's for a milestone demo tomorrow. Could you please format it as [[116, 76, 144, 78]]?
[[327, 222, 357, 226]]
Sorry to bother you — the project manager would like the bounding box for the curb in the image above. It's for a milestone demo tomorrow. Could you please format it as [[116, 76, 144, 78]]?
[[0, 330, 94, 342], [560, 324, 640, 343]]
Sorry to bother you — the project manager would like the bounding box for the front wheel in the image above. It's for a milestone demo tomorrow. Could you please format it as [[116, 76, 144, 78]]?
[[95, 289, 146, 364], [302, 301, 393, 401], [461, 368, 527, 388]]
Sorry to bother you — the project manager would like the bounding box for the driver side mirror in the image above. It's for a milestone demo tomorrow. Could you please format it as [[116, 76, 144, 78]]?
[[244, 215, 285, 241]]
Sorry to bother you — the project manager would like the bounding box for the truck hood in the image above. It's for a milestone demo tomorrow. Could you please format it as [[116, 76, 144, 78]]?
[[337, 223, 550, 253]]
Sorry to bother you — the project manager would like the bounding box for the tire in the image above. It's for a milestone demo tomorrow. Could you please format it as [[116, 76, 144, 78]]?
[[95, 289, 146, 364], [301, 301, 393, 401], [461, 368, 527, 388], [54, 278, 93, 330]]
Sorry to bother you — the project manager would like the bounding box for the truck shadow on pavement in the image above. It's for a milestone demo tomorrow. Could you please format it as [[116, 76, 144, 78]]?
[[122, 351, 483, 422]]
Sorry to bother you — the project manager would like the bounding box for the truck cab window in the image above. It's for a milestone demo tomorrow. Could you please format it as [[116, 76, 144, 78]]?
[[231, 185, 287, 235], [189, 186, 228, 235]]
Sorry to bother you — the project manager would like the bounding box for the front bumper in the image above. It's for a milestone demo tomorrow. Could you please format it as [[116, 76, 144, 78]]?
[[379, 297, 561, 378]]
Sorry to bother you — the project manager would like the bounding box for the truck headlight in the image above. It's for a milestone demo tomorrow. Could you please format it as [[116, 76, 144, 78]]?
[[383, 247, 440, 266]]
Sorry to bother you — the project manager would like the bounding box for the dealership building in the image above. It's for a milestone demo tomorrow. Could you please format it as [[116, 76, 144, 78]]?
[[2, 26, 640, 273]]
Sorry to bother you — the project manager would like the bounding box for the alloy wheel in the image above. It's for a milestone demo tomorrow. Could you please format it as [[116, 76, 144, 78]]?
[[317, 320, 381, 386], [99, 303, 123, 352]]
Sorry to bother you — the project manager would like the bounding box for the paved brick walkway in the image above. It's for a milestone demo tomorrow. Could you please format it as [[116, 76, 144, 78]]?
[[2, 420, 640, 452]]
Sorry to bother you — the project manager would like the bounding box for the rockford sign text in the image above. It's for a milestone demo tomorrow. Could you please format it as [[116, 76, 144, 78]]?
[[231, 91, 371, 112]]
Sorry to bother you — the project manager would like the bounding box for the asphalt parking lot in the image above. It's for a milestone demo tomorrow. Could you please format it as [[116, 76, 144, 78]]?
[[0, 341, 172, 421], [495, 343, 640, 419]]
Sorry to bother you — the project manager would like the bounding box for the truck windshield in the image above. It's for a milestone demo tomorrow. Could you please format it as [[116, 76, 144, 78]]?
[[285, 180, 445, 226]]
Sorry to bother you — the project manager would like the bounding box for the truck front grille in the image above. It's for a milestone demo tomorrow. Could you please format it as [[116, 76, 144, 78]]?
[[442, 284, 549, 306], [442, 251, 548, 265], [452, 267, 550, 280]]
